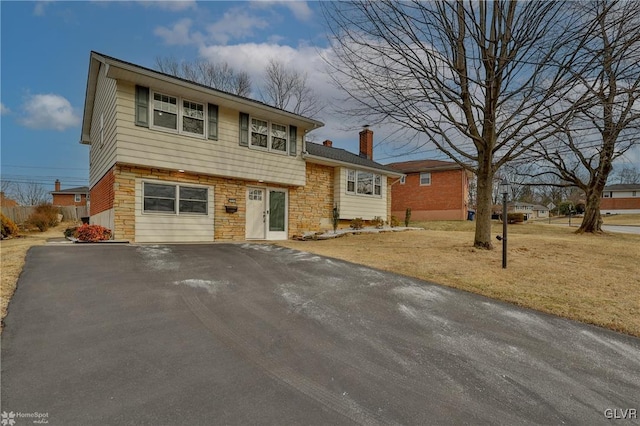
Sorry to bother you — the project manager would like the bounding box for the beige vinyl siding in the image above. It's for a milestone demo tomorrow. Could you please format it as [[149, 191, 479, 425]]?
[[134, 179, 215, 243], [115, 82, 306, 187], [89, 64, 118, 187], [334, 168, 388, 220]]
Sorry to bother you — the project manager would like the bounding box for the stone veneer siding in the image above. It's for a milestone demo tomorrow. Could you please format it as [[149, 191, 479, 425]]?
[[288, 163, 335, 235], [109, 162, 335, 242]]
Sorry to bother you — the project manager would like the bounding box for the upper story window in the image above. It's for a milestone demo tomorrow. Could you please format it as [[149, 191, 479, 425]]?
[[136, 86, 218, 140], [152, 91, 205, 137], [400, 175, 406, 184], [346, 169, 382, 197], [420, 172, 431, 186], [250, 118, 288, 153], [74, 194, 81, 202]]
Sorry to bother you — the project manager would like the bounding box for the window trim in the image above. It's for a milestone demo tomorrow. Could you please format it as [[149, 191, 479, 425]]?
[[420, 172, 431, 186], [345, 169, 383, 198], [142, 181, 210, 216], [74, 194, 82, 203], [149, 90, 208, 139], [400, 175, 406, 185], [248, 115, 289, 155]]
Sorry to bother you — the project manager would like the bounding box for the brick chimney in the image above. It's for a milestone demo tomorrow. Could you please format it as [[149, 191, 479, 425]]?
[[55, 179, 61, 192], [323, 140, 333, 147], [359, 127, 373, 160]]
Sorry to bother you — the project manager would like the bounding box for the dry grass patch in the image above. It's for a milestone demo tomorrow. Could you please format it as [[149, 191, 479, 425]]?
[[602, 213, 640, 226], [1, 223, 71, 331], [277, 221, 640, 337]]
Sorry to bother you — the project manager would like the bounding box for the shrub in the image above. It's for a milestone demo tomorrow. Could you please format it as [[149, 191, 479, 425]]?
[[372, 216, 384, 229], [64, 226, 79, 238], [404, 208, 412, 227], [33, 203, 60, 228], [74, 224, 112, 242], [507, 213, 525, 224], [27, 212, 52, 232], [1, 213, 19, 239], [390, 215, 400, 228], [350, 217, 364, 230], [332, 206, 340, 233]]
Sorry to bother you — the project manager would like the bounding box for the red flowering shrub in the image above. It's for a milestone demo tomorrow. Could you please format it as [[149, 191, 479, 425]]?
[[74, 224, 112, 242]]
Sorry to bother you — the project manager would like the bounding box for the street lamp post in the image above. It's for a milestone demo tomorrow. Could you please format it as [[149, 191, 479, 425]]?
[[499, 178, 511, 269]]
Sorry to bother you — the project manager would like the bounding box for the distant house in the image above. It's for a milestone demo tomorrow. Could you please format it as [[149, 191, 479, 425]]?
[[508, 202, 534, 220], [386, 159, 471, 221], [51, 180, 89, 207], [0, 191, 18, 207], [531, 205, 549, 219], [601, 184, 640, 214]]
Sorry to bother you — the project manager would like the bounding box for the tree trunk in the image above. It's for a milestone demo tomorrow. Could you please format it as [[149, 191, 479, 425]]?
[[577, 190, 603, 233], [474, 164, 495, 249]]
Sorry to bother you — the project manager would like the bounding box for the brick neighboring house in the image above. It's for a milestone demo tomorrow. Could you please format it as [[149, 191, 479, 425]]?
[[81, 51, 401, 242], [601, 184, 640, 214], [51, 180, 89, 207], [386, 159, 471, 221]]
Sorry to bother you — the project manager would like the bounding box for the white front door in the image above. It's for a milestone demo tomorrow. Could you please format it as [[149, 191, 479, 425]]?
[[246, 188, 266, 239], [246, 187, 288, 240]]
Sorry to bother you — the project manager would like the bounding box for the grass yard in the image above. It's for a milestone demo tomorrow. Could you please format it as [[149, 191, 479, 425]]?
[[277, 219, 640, 337], [0, 223, 71, 331]]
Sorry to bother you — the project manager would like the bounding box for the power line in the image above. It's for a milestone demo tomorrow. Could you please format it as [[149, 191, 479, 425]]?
[[0, 164, 89, 171]]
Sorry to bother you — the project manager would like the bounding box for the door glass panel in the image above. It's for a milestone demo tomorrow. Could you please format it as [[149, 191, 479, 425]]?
[[269, 191, 285, 232]]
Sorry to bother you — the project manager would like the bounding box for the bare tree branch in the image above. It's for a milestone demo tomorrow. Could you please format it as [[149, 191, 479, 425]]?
[[323, 0, 574, 249], [155, 56, 252, 97]]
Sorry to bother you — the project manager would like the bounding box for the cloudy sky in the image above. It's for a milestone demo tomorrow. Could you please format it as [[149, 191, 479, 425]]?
[[1, 0, 427, 192], [1, 1, 637, 193]]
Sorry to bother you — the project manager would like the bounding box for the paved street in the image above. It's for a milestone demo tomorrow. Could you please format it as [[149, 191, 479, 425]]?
[[2, 244, 639, 425]]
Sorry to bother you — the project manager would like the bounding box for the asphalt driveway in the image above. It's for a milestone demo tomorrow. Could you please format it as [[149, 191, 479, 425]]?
[[2, 244, 639, 425]]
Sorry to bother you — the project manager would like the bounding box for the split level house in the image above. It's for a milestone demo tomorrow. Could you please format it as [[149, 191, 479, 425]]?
[[386, 159, 471, 221], [601, 184, 640, 214], [51, 179, 90, 207], [81, 51, 402, 242]]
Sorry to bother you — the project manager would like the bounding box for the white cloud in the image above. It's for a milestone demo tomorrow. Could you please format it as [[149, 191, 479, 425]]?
[[138, 0, 196, 12], [154, 18, 197, 45], [33, 1, 52, 16], [0, 103, 10, 115], [251, 1, 314, 21], [20, 94, 81, 131], [206, 9, 270, 45]]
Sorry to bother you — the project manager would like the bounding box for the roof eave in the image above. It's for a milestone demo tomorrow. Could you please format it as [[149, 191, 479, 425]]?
[[302, 153, 404, 177], [97, 52, 324, 130]]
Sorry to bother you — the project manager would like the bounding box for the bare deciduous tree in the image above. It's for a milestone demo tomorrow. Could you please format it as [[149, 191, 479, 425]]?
[[611, 165, 640, 184], [260, 59, 323, 117], [323, 1, 573, 249], [155, 56, 252, 97], [531, 0, 640, 233], [11, 181, 49, 206]]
